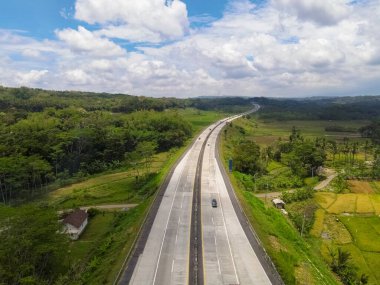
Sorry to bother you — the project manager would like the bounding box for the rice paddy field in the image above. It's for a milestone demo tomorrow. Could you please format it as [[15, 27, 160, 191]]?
[[249, 118, 369, 146], [225, 116, 380, 284], [311, 207, 380, 284], [312, 186, 380, 284], [349, 180, 374, 194], [315, 191, 380, 215]]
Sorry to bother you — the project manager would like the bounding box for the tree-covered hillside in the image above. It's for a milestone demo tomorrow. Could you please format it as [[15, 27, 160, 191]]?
[[254, 96, 380, 121], [0, 86, 251, 204]]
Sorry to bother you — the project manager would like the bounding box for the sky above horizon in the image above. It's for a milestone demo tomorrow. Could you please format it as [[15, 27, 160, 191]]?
[[0, 0, 379, 98]]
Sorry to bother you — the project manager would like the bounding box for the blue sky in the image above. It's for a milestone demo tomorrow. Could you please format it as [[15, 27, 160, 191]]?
[[0, 0, 230, 39], [0, 0, 379, 97]]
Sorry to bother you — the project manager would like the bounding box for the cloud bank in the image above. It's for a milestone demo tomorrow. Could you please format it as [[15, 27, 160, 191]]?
[[0, 0, 380, 97]]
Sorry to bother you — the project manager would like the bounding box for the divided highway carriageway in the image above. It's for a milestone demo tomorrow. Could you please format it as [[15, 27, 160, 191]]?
[[118, 105, 283, 285]]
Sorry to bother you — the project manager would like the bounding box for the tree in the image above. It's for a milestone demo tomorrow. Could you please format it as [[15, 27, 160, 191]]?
[[233, 140, 265, 175], [363, 140, 371, 161], [0, 205, 68, 284], [329, 247, 368, 285], [127, 141, 157, 180], [328, 140, 338, 162], [286, 140, 326, 177], [289, 126, 303, 143]]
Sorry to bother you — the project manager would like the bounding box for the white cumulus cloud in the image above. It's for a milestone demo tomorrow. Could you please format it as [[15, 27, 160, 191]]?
[[74, 0, 189, 43], [16, 70, 49, 85], [56, 26, 125, 57], [273, 0, 351, 26]]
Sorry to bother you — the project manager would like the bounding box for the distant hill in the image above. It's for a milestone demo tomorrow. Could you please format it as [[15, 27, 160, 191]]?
[[253, 95, 380, 121]]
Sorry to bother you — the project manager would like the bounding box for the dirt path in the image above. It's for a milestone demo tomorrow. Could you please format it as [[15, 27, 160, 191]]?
[[314, 168, 337, 191], [59, 204, 138, 213], [255, 190, 294, 199]]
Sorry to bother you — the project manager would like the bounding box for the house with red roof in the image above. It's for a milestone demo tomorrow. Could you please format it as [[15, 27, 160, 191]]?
[[63, 209, 88, 240]]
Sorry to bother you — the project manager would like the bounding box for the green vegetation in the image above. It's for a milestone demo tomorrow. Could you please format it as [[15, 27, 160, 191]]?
[[0, 86, 248, 204], [0, 86, 251, 284], [340, 216, 380, 252], [234, 188, 338, 284], [221, 118, 339, 284], [0, 205, 68, 284], [315, 192, 380, 215], [0, 108, 193, 204], [221, 103, 380, 284], [255, 96, 380, 121], [57, 202, 151, 284]]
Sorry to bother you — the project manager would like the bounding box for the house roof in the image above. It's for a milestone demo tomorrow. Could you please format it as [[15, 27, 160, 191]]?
[[272, 198, 285, 205], [63, 209, 88, 228]]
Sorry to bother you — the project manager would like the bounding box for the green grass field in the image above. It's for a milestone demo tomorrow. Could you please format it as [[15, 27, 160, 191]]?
[[250, 118, 369, 146], [178, 108, 226, 133]]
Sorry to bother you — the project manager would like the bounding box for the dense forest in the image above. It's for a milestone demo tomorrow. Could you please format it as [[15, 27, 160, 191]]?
[[0, 86, 251, 204], [254, 96, 380, 120], [0, 86, 250, 115]]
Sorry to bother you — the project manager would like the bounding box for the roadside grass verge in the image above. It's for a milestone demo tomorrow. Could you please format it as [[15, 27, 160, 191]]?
[[233, 184, 339, 285], [76, 200, 151, 284], [48, 152, 172, 209]]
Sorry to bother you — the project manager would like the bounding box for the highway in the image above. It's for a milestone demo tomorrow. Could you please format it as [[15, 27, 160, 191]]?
[[201, 116, 272, 285], [125, 123, 217, 285], [120, 105, 281, 285]]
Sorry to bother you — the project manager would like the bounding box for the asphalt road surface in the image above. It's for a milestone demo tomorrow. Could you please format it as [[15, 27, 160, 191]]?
[[121, 105, 281, 285], [201, 117, 272, 285], [128, 123, 218, 285]]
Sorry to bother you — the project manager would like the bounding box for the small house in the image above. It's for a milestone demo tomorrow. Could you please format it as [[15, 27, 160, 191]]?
[[63, 209, 88, 240], [272, 198, 286, 209]]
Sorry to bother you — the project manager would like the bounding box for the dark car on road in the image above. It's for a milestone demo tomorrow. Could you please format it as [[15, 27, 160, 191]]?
[[211, 198, 217, 208]]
